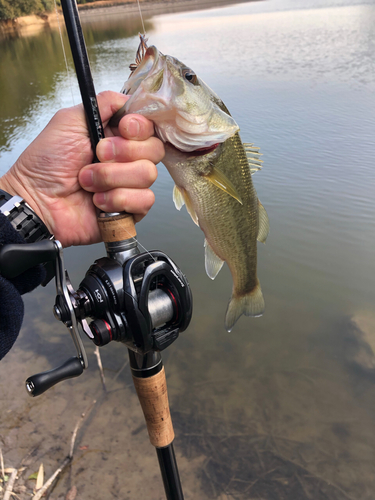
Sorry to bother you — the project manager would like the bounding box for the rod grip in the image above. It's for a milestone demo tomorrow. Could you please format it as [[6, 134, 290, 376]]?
[[97, 213, 136, 243], [132, 367, 175, 448]]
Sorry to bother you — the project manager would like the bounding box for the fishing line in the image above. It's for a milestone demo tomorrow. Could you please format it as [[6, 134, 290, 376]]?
[[54, 0, 76, 106], [136, 0, 147, 38], [136, 239, 157, 263], [114, 218, 157, 263], [115, 2, 159, 265]]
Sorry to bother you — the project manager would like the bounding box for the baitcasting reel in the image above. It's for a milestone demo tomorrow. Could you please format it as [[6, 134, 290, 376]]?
[[0, 230, 192, 397]]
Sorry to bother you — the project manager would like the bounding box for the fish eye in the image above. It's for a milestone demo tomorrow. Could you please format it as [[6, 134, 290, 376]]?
[[183, 68, 198, 85]]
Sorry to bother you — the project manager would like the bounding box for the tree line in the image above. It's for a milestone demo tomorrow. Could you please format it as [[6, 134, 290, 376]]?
[[0, 0, 96, 21]]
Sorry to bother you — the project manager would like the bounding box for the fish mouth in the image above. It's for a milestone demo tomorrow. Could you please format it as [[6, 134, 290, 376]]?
[[121, 46, 160, 95]]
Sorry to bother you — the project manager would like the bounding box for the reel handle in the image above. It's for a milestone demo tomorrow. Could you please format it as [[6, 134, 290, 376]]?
[[25, 357, 84, 397]]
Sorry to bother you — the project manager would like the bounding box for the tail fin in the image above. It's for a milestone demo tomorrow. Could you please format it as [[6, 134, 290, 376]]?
[[225, 280, 264, 332]]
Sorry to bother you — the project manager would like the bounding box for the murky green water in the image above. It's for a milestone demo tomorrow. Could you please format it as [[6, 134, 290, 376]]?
[[1, 1, 375, 498]]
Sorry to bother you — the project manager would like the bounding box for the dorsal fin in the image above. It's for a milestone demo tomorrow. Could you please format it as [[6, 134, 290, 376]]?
[[243, 142, 263, 174]]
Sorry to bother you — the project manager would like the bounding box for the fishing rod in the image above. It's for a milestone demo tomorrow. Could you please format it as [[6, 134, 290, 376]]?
[[60, 0, 104, 158], [0, 1, 192, 498]]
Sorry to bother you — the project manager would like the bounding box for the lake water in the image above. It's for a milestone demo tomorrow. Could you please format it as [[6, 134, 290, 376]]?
[[1, 1, 375, 498]]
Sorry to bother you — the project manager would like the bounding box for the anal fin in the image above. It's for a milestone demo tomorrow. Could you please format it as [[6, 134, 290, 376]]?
[[257, 199, 270, 243], [204, 239, 224, 280]]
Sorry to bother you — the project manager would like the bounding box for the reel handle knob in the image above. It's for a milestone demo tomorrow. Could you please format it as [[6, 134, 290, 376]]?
[[25, 357, 84, 397]]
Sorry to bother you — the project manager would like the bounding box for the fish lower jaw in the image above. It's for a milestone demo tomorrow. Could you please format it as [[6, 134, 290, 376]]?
[[195, 143, 220, 152], [164, 141, 220, 156]]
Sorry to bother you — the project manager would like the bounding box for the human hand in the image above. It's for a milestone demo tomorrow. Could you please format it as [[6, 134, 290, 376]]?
[[0, 91, 164, 247]]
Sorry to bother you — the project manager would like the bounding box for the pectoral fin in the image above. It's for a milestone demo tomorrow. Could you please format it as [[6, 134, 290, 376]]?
[[205, 167, 243, 205], [257, 199, 269, 243], [204, 239, 224, 280], [173, 185, 199, 226]]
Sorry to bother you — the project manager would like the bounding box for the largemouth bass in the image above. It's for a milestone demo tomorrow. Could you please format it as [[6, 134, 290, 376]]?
[[115, 37, 269, 331]]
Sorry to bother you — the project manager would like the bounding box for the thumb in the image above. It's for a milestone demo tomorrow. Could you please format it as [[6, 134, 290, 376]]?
[[96, 90, 129, 124]]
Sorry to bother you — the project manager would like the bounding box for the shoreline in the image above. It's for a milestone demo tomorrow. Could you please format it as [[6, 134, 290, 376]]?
[[79, 0, 255, 18], [0, 0, 256, 37]]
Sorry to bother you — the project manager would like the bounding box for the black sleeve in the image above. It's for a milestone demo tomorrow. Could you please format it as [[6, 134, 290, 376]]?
[[0, 213, 46, 360]]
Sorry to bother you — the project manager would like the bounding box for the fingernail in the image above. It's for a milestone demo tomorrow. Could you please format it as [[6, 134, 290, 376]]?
[[95, 192, 107, 206], [80, 169, 93, 188], [128, 118, 140, 138], [97, 138, 116, 161]]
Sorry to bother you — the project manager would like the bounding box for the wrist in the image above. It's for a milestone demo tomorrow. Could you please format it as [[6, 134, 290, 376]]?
[[0, 174, 18, 198], [0, 168, 54, 235], [0, 187, 54, 243]]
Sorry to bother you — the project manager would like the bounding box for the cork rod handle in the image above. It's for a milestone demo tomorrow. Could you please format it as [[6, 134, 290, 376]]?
[[97, 212, 136, 243], [132, 367, 175, 448]]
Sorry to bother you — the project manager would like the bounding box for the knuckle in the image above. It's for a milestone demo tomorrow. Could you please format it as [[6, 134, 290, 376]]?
[[132, 189, 155, 223], [54, 108, 70, 123], [98, 164, 112, 188], [142, 189, 156, 212], [153, 138, 165, 162], [112, 190, 124, 210], [104, 189, 124, 212], [142, 161, 158, 185]]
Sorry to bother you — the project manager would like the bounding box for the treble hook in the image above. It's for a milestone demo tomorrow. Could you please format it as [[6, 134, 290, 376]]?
[[129, 33, 149, 73]]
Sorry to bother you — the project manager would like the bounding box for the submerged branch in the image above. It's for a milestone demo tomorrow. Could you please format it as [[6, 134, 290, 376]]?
[[3, 468, 17, 500], [94, 346, 107, 392]]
